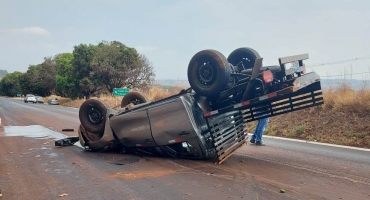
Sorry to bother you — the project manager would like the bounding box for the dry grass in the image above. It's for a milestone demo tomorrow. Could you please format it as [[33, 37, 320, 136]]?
[[145, 86, 185, 101], [56, 83, 370, 148], [51, 85, 188, 108], [246, 83, 370, 148]]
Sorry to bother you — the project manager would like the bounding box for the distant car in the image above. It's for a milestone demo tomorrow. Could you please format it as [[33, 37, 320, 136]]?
[[48, 98, 59, 105], [24, 94, 37, 103], [35, 96, 44, 104]]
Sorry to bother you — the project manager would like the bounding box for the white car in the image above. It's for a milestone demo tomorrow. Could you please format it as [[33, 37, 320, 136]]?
[[36, 96, 44, 104], [24, 94, 37, 103]]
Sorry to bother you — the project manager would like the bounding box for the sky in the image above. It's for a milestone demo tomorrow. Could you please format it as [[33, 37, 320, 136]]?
[[0, 0, 369, 80]]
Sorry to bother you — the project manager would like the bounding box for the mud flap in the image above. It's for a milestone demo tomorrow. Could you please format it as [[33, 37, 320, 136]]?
[[207, 110, 247, 164]]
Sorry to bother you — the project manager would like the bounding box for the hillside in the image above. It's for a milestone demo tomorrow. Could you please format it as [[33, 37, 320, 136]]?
[[0, 69, 8, 80], [246, 84, 370, 148]]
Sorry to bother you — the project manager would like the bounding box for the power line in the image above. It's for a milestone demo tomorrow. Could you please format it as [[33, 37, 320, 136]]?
[[320, 71, 370, 78], [307, 57, 370, 68]]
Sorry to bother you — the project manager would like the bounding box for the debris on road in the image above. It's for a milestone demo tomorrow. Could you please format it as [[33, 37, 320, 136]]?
[[55, 137, 79, 146], [106, 157, 140, 165], [62, 128, 74, 132], [280, 189, 286, 193], [59, 193, 68, 197]]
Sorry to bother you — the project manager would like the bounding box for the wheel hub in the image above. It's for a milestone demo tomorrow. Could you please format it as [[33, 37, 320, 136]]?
[[129, 98, 143, 105], [88, 107, 102, 125], [198, 63, 215, 85]]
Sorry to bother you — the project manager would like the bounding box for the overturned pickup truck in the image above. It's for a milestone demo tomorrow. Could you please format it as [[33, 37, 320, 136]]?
[[56, 47, 323, 164]]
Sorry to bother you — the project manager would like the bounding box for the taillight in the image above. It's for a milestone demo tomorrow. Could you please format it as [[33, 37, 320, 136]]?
[[204, 112, 212, 117], [262, 70, 273, 83]]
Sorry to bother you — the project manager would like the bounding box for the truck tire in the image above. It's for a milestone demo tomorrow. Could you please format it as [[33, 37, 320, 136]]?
[[187, 50, 230, 97], [79, 99, 107, 135], [120, 91, 147, 108], [227, 47, 261, 70]]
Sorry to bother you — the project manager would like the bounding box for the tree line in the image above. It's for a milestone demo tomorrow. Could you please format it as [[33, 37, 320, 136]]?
[[0, 41, 155, 99]]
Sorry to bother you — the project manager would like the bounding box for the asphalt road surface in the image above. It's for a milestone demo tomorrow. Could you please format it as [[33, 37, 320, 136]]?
[[0, 97, 369, 200]]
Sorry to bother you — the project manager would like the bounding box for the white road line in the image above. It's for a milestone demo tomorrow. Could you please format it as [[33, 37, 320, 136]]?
[[248, 133, 370, 152]]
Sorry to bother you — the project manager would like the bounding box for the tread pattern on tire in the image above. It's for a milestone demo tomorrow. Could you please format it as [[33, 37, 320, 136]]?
[[187, 49, 230, 97], [227, 47, 261, 70], [120, 91, 147, 108]]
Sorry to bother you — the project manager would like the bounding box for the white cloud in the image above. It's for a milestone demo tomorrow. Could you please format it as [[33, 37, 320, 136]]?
[[7, 26, 50, 36]]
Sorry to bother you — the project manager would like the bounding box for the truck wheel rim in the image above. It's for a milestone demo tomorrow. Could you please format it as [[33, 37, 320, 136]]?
[[198, 62, 215, 85], [87, 107, 102, 125], [130, 99, 141, 105]]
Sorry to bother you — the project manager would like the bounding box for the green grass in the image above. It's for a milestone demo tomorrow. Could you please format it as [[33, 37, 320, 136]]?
[[295, 125, 305, 135]]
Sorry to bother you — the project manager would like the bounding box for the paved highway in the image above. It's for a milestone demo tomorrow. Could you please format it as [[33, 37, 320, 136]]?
[[0, 97, 369, 200]]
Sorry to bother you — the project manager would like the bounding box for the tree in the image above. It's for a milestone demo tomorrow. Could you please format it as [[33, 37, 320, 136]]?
[[19, 64, 41, 95], [40, 57, 57, 94], [3, 40, 156, 99], [20, 57, 57, 96], [0, 71, 23, 96], [72, 44, 99, 99], [72, 41, 155, 98], [124, 54, 155, 89], [89, 41, 155, 94], [55, 53, 77, 98]]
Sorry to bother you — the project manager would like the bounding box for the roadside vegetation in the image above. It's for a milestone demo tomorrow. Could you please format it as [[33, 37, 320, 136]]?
[[247, 83, 370, 148], [0, 40, 155, 99]]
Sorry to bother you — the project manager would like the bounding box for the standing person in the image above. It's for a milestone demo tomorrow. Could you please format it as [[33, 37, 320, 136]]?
[[250, 106, 269, 146], [250, 117, 269, 146]]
